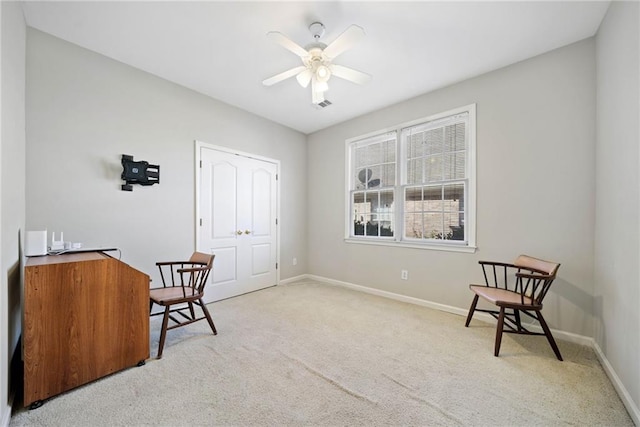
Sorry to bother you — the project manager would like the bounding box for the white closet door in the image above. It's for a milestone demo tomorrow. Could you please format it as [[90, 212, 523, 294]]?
[[198, 145, 278, 302]]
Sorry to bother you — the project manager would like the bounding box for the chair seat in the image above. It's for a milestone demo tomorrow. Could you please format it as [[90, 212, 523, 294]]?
[[150, 286, 201, 305], [469, 284, 535, 307]]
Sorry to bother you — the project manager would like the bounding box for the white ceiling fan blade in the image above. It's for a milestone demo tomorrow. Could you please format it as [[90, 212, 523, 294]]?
[[262, 66, 307, 86], [267, 31, 309, 58], [330, 64, 371, 85], [296, 69, 313, 88], [323, 25, 365, 59]]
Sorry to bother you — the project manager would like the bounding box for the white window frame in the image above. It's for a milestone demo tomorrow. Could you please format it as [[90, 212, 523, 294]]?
[[344, 104, 476, 253]]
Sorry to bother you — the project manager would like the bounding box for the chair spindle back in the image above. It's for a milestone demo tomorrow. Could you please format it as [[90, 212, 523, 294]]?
[[157, 252, 215, 298]]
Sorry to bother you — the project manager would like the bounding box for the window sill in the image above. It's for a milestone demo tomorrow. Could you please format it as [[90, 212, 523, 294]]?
[[344, 237, 477, 253]]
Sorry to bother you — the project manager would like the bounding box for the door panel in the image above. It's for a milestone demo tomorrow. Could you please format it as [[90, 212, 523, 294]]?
[[211, 247, 237, 283], [198, 146, 278, 302], [252, 169, 271, 236], [211, 162, 237, 240], [252, 244, 271, 275]]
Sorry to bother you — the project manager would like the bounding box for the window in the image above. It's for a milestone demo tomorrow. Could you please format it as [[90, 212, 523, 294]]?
[[346, 104, 476, 252], [350, 132, 397, 238]]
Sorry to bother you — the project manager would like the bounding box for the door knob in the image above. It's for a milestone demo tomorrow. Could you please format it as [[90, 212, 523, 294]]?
[[236, 230, 243, 235], [244, 230, 251, 235]]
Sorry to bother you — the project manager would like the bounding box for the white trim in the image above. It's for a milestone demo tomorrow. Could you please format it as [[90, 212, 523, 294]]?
[[1, 407, 10, 427], [400, 104, 474, 131], [279, 274, 309, 285], [194, 140, 281, 286], [346, 127, 400, 146], [194, 141, 202, 251], [276, 276, 638, 422], [345, 237, 477, 253], [348, 131, 397, 148], [344, 138, 351, 240], [592, 341, 640, 426], [4, 381, 15, 427], [400, 112, 469, 140], [467, 103, 477, 248], [195, 140, 281, 165], [316, 274, 477, 316]]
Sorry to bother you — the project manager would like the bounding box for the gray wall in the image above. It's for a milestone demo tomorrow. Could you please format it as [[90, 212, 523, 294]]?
[[26, 29, 308, 284], [1, 1, 26, 424], [595, 0, 640, 413], [307, 39, 597, 338]]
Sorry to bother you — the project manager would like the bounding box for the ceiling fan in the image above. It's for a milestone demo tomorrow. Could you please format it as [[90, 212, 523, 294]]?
[[262, 22, 372, 105]]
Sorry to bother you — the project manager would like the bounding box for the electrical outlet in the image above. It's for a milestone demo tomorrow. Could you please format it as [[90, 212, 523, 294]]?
[[293, 258, 297, 266], [401, 270, 408, 280]]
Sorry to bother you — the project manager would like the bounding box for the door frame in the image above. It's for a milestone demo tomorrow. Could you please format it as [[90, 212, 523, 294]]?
[[194, 140, 281, 288]]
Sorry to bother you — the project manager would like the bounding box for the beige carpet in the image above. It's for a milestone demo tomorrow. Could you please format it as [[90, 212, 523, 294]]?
[[10, 280, 633, 426]]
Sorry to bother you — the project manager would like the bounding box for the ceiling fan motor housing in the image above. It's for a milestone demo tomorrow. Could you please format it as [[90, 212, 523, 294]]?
[[303, 47, 331, 79]]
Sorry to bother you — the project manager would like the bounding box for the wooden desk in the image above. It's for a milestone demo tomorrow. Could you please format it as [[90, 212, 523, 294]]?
[[23, 251, 149, 407]]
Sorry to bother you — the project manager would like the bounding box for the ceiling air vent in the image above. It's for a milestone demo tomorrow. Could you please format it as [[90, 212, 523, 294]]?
[[314, 100, 332, 109]]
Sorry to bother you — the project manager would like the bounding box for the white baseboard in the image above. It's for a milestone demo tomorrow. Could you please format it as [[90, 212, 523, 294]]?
[[1, 402, 12, 427], [279, 274, 309, 285], [592, 340, 640, 425], [307, 273, 473, 315], [296, 274, 638, 423]]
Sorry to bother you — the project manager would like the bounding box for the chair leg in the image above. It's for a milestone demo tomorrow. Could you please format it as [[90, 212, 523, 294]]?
[[199, 299, 217, 335], [494, 307, 506, 357], [514, 309, 522, 332], [187, 302, 196, 320], [536, 311, 563, 361], [157, 306, 171, 359], [465, 295, 479, 327]]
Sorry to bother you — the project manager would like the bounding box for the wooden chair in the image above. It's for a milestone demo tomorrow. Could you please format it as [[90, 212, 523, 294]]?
[[464, 255, 562, 360], [149, 252, 217, 358]]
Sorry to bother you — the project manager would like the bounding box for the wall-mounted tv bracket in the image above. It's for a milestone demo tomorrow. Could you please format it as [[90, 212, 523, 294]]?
[[121, 154, 160, 191]]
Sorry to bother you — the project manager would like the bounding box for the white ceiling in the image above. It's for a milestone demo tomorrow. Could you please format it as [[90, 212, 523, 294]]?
[[21, 1, 610, 134]]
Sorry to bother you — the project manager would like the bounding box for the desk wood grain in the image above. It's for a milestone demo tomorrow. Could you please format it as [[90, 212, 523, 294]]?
[[23, 252, 149, 406]]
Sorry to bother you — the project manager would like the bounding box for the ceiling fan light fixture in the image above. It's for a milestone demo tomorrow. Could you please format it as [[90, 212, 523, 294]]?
[[315, 80, 329, 93], [315, 64, 331, 82], [296, 69, 312, 88]]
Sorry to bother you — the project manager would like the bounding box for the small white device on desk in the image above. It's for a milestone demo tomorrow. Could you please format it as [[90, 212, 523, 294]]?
[[25, 231, 48, 256], [25, 230, 108, 257], [50, 232, 65, 251]]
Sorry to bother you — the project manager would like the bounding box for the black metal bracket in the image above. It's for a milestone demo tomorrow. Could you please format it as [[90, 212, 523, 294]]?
[[121, 154, 160, 191]]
